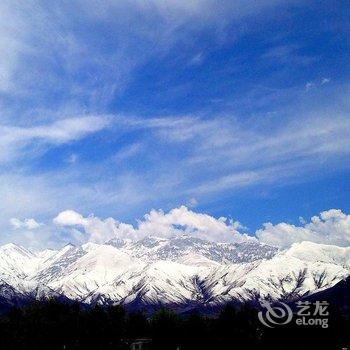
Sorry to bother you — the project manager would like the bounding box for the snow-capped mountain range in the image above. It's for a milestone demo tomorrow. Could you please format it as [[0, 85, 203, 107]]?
[[0, 236, 349, 312]]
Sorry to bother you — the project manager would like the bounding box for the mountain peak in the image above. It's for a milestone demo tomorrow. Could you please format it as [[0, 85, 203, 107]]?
[[63, 242, 76, 249], [0, 243, 35, 258]]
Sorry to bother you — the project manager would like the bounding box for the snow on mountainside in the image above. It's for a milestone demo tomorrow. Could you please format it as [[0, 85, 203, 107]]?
[[35, 248, 57, 261], [0, 244, 41, 284], [84, 260, 202, 309], [47, 243, 143, 300], [35, 244, 86, 284], [284, 241, 350, 265], [202, 241, 350, 306], [0, 238, 349, 312]]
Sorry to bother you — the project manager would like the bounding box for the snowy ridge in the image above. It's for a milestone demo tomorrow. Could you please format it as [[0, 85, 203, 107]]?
[[0, 243, 40, 278], [0, 238, 349, 312], [108, 235, 277, 264]]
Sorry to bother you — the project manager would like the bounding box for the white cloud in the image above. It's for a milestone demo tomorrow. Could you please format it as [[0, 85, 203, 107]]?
[[54, 210, 86, 227], [54, 210, 135, 244], [23, 117, 109, 143], [11, 207, 350, 249], [136, 206, 248, 242], [2, 116, 109, 144], [256, 209, 350, 248], [10, 218, 42, 230], [0, 116, 109, 163], [53, 206, 252, 244], [305, 77, 331, 91]]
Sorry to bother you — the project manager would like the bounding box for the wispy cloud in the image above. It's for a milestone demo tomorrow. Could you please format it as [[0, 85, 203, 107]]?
[[262, 44, 316, 66], [0, 0, 301, 108], [0, 116, 110, 162], [10, 218, 42, 230], [105, 107, 350, 196], [305, 77, 331, 91]]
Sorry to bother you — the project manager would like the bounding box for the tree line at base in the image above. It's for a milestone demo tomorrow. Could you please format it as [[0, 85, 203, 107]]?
[[0, 299, 348, 350]]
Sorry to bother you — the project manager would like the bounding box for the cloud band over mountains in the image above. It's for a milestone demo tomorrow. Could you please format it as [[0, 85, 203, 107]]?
[[44, 207, 350, 249]]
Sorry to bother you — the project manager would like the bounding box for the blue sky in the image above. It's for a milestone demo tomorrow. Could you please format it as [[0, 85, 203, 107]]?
[[1, 0, 349, 248]]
